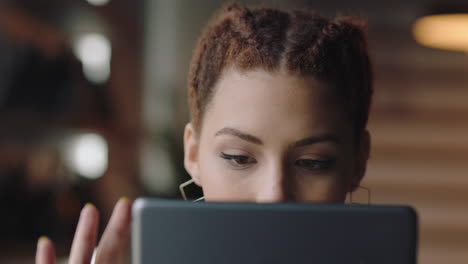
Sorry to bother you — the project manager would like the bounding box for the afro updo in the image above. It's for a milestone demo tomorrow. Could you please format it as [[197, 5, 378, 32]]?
[[188, 3, 373, 142]]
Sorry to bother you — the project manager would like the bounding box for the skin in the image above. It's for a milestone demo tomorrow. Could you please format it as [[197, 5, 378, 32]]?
[[36, 199, 131, 264], [35, 68, 369, 264]]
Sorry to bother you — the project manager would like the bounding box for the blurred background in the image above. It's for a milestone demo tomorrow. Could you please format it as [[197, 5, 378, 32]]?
[[0, 0, 466, 263]]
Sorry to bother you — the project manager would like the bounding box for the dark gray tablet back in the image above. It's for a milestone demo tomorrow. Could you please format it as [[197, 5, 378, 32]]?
[[132, 198, 417, 264]]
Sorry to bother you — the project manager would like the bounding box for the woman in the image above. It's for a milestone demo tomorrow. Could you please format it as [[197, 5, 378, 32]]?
[[36, 3, 373, 264]]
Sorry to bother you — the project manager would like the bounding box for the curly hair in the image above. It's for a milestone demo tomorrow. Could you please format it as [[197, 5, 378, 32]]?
[[188, 3, 373, 142]]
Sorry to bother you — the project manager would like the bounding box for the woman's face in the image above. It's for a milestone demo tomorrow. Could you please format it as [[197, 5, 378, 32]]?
[[184, 68, 367, 203]]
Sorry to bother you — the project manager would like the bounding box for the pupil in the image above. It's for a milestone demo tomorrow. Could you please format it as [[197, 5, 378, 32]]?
[[299, 160, 319, 168], [235, 156, 248, 164]]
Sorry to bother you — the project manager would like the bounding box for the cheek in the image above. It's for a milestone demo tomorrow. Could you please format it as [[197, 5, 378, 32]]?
[[294, 174, 348, 202]]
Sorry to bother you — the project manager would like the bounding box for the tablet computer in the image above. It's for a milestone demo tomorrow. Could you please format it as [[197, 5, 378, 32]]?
[[132, 198, 417, 264]]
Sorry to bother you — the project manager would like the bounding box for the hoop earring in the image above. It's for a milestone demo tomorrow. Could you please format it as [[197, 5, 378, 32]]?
[[179, 179, 204, 202], [349, 186, 371, 205]]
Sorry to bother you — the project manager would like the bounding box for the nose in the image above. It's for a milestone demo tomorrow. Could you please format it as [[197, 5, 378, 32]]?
[[255, 164, 292, 203]]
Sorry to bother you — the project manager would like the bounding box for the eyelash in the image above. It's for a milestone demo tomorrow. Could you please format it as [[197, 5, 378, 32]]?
[[220, 153, 257, 168], [220, 153, 334, 171], [294, 159, 335, 171]]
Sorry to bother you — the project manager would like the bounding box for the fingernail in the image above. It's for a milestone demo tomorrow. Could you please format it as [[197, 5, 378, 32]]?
[[119, 196, 128, 201], [38, 236, 48, 243], [85, 202, 94, 208]]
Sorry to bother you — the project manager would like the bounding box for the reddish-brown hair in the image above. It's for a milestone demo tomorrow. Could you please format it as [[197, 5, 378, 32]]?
[[188, 3, 373, 142]]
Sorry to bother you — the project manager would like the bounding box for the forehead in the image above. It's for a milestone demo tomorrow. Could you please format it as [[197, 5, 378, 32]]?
[[201, 68, 351, 142]]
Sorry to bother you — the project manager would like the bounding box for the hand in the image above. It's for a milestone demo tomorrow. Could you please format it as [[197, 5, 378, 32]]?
[[36, 198, 132, 264]]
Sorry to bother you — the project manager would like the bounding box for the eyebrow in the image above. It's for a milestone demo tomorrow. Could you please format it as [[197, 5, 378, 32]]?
[[214, 127, 263, 145], [291, 134, 342, 148], [214, 127, 342, 147]]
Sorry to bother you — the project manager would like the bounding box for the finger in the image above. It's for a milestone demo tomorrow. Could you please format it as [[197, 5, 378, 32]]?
[[95, 197, 132, 264], [35, 236, 56, 264], [69, 203, 100, 264]]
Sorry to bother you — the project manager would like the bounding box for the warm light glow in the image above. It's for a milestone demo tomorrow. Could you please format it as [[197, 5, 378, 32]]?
[[65, 133, 108, 179], [86, 0, 110, 6], [73, 33, 112, 84], [413, 14, 468, 52]]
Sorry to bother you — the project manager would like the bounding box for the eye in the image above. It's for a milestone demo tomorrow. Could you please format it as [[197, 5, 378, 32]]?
[[295, 159, 334, 171], [220, 153, 257, 168]]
